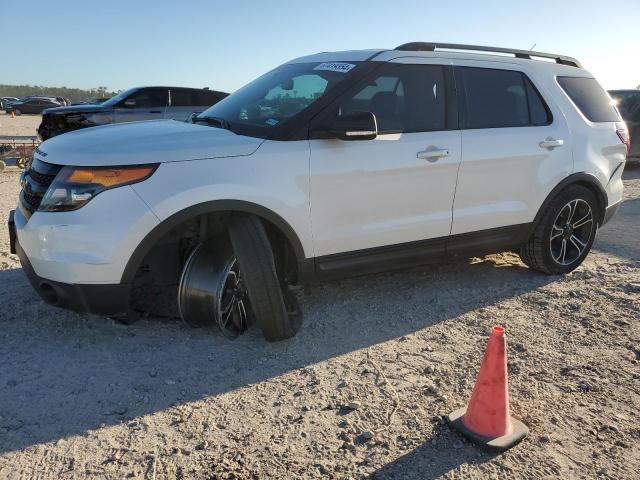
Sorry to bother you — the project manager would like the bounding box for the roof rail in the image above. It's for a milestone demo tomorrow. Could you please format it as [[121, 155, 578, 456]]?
[[394, 42, 581, 68]]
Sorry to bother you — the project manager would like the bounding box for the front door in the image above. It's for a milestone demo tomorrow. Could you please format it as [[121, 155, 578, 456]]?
[[114, 87, 168, 123], [309, 61, 461, 269]]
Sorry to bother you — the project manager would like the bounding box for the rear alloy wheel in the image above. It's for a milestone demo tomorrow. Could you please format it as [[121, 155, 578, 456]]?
[[520, 185, 599, 274], [549, 199, 594, 266], [178, 239, 251, 339]]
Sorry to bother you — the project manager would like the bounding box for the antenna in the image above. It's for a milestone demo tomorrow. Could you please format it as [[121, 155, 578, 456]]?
[[529, 43, 537, 51]]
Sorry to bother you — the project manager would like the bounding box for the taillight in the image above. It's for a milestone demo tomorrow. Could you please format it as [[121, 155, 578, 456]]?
[[616, 123, 631, 154]]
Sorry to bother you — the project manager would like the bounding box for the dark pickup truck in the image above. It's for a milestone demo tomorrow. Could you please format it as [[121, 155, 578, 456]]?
[[38, 86, 227, 140]]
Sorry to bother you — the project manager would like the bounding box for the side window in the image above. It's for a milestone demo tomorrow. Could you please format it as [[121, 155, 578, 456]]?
[[197, 90, 225, 106], [525, 78, 552, 126], [557, 77, 620, 123], [170, 89, 197, 107], [124, 88, 168, 108], [340, 64, 446, 133], [459, 67, 551, 129]]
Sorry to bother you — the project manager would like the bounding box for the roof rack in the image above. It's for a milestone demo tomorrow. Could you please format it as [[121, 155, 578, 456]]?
[[394, 42, 581, 68]]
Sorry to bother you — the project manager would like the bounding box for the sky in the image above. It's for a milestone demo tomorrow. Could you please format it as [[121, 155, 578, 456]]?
[[3, 0, 639, 93]]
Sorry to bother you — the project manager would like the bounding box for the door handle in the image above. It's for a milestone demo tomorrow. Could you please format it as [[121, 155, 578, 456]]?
[[150, 110, 162, 114], [539, 138, 564, 149], [417, 148, 449, 161]]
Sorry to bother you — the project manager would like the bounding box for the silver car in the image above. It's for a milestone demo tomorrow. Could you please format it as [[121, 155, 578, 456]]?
[[38, 86, 228, 140]]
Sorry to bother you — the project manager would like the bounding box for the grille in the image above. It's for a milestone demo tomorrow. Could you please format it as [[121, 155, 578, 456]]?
[[19, 158, 62, 218]]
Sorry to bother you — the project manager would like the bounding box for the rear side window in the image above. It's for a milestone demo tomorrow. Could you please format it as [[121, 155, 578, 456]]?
[[459, 67, 552, 129], [557, 77, 621, 122]]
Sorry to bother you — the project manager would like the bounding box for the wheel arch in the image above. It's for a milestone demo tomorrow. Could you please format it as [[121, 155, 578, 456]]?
[[120, 200, 310, 285], [528, 172, 608, 238]]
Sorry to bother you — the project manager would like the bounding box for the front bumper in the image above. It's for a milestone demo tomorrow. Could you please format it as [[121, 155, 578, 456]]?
[[9, 212, 131, 315]]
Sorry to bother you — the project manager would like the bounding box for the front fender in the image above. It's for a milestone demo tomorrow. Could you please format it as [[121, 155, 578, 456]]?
[[127, 140, 312, 281]]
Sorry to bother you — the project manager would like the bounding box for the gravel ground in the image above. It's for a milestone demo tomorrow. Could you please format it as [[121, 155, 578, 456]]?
[[0, 115, 638, 479]]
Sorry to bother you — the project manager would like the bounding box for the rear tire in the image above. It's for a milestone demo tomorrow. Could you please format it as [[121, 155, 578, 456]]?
[[228, 214, 302, 342], [13, 109, 21, 116], [520, 185, 599, 274]]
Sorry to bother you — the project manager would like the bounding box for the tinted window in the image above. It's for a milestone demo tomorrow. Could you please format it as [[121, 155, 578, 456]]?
[[460, 67, 551, 129], [124, 88, 168, 108], [340, 64, 446, 133], [170, 89, 197, 107], [525, 79, 552, 126], [197, 90, 225, 106], [557, 77, 620, 123]]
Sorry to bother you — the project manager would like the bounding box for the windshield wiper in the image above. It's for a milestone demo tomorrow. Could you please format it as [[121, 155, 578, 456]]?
[[192, 115, 230, 130]]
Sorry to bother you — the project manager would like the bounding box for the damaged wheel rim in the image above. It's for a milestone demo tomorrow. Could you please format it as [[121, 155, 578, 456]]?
[[178, 240, 250, 339]]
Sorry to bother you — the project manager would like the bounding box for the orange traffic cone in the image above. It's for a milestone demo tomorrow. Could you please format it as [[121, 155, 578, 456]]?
[[446, 325, 529, 450]]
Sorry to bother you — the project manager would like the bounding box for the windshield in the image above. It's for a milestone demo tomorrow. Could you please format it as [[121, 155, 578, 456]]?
[[102, 87, 139, 107], [198, 62, 363, 137]]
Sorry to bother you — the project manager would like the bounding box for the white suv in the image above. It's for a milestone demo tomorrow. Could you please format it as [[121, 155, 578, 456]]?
[[9, 42, 629, 341]]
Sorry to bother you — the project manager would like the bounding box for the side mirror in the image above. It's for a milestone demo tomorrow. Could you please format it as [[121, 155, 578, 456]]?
[[123, 99, 137, 108], [329, 111, 378, 140]]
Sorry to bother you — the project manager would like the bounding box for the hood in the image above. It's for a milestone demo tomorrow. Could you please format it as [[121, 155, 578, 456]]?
[[37, 119, 265, 167], [42, 104, 111, 115]]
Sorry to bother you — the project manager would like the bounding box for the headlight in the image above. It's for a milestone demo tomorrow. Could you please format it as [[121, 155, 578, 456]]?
[[39, 164, 158, 212]]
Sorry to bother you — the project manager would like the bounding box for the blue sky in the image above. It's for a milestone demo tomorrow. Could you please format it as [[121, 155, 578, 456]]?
[[3, 0, 639, 92]]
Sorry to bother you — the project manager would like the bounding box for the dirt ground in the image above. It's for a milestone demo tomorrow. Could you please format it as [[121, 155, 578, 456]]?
[[0, 112, 40, 137], [0, 115, 638, 479]]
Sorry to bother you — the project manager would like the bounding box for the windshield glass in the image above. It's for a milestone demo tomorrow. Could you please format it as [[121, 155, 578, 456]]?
[[102, 87, 139, 107], [198, 62, 362, 137]]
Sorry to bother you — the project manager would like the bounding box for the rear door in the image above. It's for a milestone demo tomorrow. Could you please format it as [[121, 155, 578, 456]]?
[[23, 99, 38, 114], [114, 87, 168, 123], [309, 59, 461, 267], [450, 62, 572, 250]]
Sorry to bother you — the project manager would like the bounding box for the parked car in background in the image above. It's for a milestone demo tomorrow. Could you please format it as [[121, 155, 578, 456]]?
[[5, 97, 62, 115], [1, 97, 19, 110], [38, 86, 228, 140], [71, 97, 111, 105], [609, 89, 639, 160]]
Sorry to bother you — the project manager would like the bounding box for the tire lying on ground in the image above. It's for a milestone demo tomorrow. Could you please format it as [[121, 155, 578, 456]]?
[[228, 213, 302, 342]]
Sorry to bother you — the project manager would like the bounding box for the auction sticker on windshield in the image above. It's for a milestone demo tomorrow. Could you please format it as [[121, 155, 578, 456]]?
[[313, 62, 356, 73]]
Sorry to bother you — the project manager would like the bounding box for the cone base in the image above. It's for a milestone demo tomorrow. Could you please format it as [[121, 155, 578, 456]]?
[[446, 407, 529, 451]]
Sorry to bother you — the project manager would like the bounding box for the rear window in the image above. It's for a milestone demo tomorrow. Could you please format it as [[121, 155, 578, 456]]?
[[459, 67, 552, 129], [557, 77, 621, 122]]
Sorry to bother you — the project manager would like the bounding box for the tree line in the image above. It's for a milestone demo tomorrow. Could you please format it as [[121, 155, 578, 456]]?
[[0, 85, 119, 103]]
